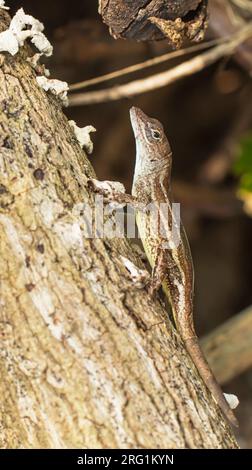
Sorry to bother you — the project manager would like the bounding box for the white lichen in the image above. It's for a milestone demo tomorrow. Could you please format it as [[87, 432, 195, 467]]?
[[69, 120, 96, 155], [224, 393, 239, 410], [38, 196, 63, 228], [53, 220, 84, 250], [30, 287, 64, 341], [36, 76, 69, 106], [26, 53, 50, 76], [120, 256, 149, 287], [0, 1, 9, 10], [0, 29, 18, 55], [0, 8, 53, 56]]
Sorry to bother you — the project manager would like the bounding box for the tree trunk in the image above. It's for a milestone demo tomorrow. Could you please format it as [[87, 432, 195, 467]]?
[[0, 10, 238, 449]]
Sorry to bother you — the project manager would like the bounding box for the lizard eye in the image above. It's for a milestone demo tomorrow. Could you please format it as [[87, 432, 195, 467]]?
[[145, 122, 163, 142], [151, 129, 161, 140]]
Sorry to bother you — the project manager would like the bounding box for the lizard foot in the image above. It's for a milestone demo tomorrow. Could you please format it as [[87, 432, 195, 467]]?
[[146, 278, 162, 299]]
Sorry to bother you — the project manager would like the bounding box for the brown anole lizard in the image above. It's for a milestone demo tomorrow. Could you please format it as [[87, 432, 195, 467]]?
[[89, 106, 238, 427], [130, 106, 238, 428]]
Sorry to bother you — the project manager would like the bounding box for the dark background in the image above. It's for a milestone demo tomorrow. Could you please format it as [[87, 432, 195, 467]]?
[[7, 0, 252, 446]]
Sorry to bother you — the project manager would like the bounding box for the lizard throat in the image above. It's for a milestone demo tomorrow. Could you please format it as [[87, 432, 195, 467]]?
[[133, 155, 171, 181]]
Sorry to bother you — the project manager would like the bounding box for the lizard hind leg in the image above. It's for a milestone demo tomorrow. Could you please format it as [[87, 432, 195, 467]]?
[[147, 245, 167, 297]]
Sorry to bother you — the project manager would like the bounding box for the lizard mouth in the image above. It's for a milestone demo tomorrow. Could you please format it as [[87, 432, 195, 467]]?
[[130, 106, 146, 121], [130, 107, 147, 136]]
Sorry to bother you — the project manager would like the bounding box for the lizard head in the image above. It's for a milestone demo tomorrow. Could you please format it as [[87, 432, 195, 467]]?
[[130, 107, 172, 181]]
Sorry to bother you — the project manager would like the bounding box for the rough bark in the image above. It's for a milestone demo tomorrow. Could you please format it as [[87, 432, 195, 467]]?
[[99, 0, 208, 42], [0, 11, 238, 449]]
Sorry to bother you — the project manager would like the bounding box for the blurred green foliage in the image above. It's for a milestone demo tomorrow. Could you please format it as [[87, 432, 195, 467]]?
[[234, 135, 252, 192]]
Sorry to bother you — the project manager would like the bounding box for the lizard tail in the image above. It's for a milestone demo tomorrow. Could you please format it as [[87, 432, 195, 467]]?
[[184, 336, 239, 428]]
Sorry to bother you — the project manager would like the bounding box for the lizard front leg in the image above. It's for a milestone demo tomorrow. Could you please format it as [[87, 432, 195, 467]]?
[[88, 178, 146, 211], [147, 244, 167, 297]]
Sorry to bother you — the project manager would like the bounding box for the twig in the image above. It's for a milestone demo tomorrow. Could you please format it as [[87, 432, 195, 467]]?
[[201, 305, 252, 384], [69, 22, 252, 106], [69, 39, 222, 91], [231, 0, 252, 13], [173, 181, 242, 218]]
